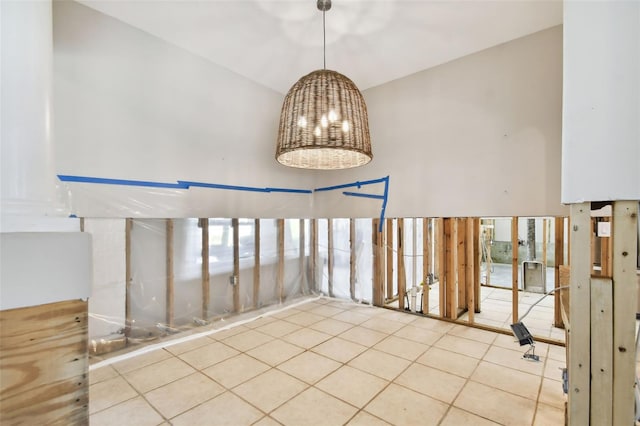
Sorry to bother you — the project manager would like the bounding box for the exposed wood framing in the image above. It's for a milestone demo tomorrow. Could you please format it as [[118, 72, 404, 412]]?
[[554, 217, 565, 328], [0, 300, 89, 424], [568, 203, 590, 426], [232, 218, 240, 313], [386, 218, 394, 301], [422, 218, 430, 314], [473, 218, 481, 313], [125, 218, 132, 337], [328, 218, 334, 297], [253, 219, 260, 308], [600, 218, 612, 277], [542, 218, 548, 268], [277, 219, 285, 303], [611, 201, 638, 425], [311, 219, 317, 292], [445, 218, 457, 319], [372, 219, 384, 306], [466, 218, 475, 323], [457, 218, 467, 312], [166, 219, 174, 327], [350, 219, 356, 301], [511, 217, 518, 323], [590, 276, 613, 425], [397, 218, 406, 310], [201, 218, 210, 319], [437, 218, 445, 318]]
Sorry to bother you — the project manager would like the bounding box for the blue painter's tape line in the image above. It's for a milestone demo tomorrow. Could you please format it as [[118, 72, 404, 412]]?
[[58, 175, 187, 189], [342, 191, 385, 200], [314, 176, 387, 192], [266, 188, 313, 194], [178, 181, 267, 192], [378, 176, 390, 232]]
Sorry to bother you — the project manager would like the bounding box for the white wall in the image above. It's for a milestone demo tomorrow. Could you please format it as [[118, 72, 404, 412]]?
[[562, 1, 640, 203], [54, 2, 566, 219]]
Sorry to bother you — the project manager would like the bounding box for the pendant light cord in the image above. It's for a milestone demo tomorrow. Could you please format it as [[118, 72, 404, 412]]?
[[323, 9, 326, 70]]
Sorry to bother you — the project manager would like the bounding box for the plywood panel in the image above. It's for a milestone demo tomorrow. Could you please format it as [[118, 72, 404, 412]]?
[[590, 277, 612, 425], [0, 299, 88, 425]]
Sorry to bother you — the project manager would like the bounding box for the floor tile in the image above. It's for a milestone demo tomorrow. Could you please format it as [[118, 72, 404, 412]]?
[[308, 304, 345, 317], [309, 318, 354, 335], [123, 357, 195, 393], [246, 339, 305, 366], [144, 372, 224, 419], [233, 368, 307, 413], [222, 330, 274, 352], [454, 381, 537, 425], [283, 311, 325, 327], [471, 361, 541, 401], [364, 383, 449, 425], [533, 402, 565, 426], [311, 336, 368, 363], [376, 310, 418, 324], [434, 335, 490, 359], [255, 319, 302, 338], [348, 348, 411, 381], [395, 363, 467, 404], [271, 308, 302, 319], [111, 349, 172, 374], [360, 317, 406, 334], [547, 344, 567, 362], [89, 375, 138, 414], [170, 391, 263, 426], [202, 353, 270, 388], [544, 357, 565, 381], [244, 316, 278, 329], [209, 325, 250, 340], [90, 365, 119, 386], [483, 345, 544, 376], [538, 377, 566, 409], [89, 396, 163, 426], [410, 317, 455, 333], [439, 407, 500, 426], [178, 341, 239, 370], [373, 335, 429, 361], [346, 411, 391, 425], [339, 326, 388, 347], [271, 387, 357, 426], [416, 346, 479, 378], [394, 325, 443, 345], [282, 328, 332, 349], [164, 336, 215, 356], [332, 310, 370, 325], [252, 416, 282, 426], [316, 365, 388, 408], [277, 351, 341, 384], [448, 325, 498, 344]]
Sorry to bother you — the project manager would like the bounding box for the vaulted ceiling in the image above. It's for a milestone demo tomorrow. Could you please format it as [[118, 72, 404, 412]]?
[[79, 0, 563, 94]]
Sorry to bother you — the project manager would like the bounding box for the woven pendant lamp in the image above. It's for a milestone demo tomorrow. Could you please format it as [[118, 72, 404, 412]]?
[[275, 0, 372, 170]]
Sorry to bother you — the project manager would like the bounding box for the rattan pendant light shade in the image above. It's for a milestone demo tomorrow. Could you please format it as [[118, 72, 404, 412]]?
[[276, 69, 372, 169], [275, 0, 372, 170]]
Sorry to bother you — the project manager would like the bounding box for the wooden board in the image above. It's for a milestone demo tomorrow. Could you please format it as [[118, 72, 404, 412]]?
[[437, 218, 445, 318], [277, 219, 285, 302], [386, 218, 394, 301], [0, 300, 88, 425], [166, 219, 174, 327], [201, 218, 210, 318], [568, 203, 591, 426], [254, 219, 260, 308], [397, 218, 406, 310], [457, 218, 467, 311], [232, 218, 240, 312], [473, 218, 481, 313], [422, 218, 430, 314], [590, 277, 613, 425], [511, 217, 518, 323], [611, 201, 638, 425], [554, 217, 565, 328], [445, 218, 457, 319], [372, 219, 384, 307], [466, 218, 475, 323]]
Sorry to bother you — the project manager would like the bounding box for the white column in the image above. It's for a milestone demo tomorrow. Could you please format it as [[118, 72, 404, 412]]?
[[562, 0, 640, 203], [1, 0, 69, 232]]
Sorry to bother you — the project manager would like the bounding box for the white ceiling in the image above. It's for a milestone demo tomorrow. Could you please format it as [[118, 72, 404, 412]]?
[[79, 0, 563, 94]]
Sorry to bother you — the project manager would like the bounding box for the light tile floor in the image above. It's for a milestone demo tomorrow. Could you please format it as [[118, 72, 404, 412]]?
[[90, 297, 566, 425]]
